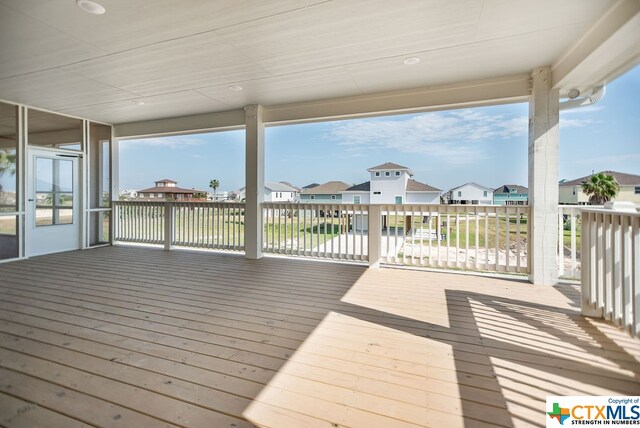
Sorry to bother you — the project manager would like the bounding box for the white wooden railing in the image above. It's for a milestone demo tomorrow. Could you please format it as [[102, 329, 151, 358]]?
[[581, 204, 640, 337], [262, 203, 369, 261], [114, 201, 245, 251], [558, 205, 585, 280], [380, 204, 530, 273]]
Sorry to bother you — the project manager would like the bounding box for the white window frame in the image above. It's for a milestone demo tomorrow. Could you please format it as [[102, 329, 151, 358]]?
[[331, 195, 336, 200], [354, 195, 361, 204], [385, 171, 390, 177], [394, 195, 403, 204], [310, 195, 315, 200], [375, 172, 380, 177], [395, 171, 400, 176]]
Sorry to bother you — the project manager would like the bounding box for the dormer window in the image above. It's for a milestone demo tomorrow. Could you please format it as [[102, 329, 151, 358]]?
[[395, 171, 400, 176], [385, 172, 390, 176], [375, 172, 380, 177]]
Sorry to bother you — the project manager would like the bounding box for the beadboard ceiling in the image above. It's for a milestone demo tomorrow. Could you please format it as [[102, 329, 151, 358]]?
[[0, 0, 627, 124]]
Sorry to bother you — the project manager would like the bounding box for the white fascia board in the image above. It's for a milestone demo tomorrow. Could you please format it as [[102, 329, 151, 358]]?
[[114, 109, 245, 139], [552, 0, 640, 91], [262, 74, 529, 125]]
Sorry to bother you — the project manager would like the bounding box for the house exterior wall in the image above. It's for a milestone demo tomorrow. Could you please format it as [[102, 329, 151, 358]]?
[[493, 193, 529, 205], [558, 186, 584, 204], [369, 170, 409, 204], [343, 192, 370, 204], [268, 190, 296, 202], [449, 184, 493, 204], [405, 192, 440, 204], [560, 184, 640, 205], [300, 194, 342, 203]]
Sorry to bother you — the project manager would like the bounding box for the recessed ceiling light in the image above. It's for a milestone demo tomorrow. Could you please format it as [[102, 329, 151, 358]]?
[[130, 100, 145, 105], [76, 0, 106, 15], [228, 85, 243, 91], [403, 57, 420, 65]]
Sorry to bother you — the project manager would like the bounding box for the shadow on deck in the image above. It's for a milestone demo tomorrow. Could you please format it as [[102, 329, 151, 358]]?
[[0, 246, 638, 427]]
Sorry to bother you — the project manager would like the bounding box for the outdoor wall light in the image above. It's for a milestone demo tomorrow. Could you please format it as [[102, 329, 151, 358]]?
[[76, 0, 106, 15]]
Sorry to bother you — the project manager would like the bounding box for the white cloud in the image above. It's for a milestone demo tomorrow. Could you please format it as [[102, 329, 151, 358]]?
[[330, 110, 527, 165]]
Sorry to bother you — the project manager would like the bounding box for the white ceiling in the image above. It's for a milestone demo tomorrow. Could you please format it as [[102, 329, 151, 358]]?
[[0, 0, 624, 125]]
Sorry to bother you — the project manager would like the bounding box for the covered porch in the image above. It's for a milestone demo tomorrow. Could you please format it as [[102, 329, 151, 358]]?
[[1, 246, 638, 427]]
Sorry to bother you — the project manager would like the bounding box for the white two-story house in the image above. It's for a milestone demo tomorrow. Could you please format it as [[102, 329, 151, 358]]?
[[447, 182, 493, 205], [341, 162, 441, 205]]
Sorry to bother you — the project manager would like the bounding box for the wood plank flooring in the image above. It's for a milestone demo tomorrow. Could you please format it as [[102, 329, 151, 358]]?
[[0, 246, 638, 427]]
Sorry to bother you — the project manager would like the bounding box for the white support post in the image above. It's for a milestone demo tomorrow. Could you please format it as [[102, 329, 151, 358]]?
[[164, 202, 174, 251], [368, 205, 381, 268], [244, 105, 265, 259], [528, 66, 559, 285]]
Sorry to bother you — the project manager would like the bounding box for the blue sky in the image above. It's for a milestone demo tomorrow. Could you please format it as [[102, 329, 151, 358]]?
[[119, 65, 640, 193]]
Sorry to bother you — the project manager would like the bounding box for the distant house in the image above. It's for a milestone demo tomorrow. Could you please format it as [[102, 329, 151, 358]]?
[[300, 181, 350, 203], [137, 179, 206, 201], [119, 189, 138, 200], [493, 185, 528, 206], [342, 162, 440, 205], [559, 171, 640, 205], [236, 182, 299, 202], [302, 183, 320, 190], [448, 182, 493, 205]]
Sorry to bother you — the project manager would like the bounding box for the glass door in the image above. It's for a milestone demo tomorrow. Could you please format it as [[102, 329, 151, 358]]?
[[27, 148, 81, 256]]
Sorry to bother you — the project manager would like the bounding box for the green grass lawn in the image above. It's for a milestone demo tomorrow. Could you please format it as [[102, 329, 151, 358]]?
[[405, 214, 528, 251]]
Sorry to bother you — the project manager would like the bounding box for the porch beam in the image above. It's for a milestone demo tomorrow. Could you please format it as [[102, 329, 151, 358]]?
[[262, 74, 529, 125], [244, 105, 265, 260], [528, 67, 559, 286], [113, 110, 245, 140]]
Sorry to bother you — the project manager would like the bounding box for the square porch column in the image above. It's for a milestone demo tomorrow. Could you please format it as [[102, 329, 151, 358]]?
[[528, 67, 559, 285], [244, 105, 265, 259]]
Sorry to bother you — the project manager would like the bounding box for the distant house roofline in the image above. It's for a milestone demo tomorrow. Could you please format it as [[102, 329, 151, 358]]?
[[559, 171, 640, 187], [448, 182, 493, 192]]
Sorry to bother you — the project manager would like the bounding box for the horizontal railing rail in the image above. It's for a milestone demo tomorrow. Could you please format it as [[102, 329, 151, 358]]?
[[581, 206, 639, 337], [380, 204, 530, 273], [262, 203, 369, 262], [113, 201, 245, 251]]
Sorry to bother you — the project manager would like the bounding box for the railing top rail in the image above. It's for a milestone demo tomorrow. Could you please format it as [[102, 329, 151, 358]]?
[[113, 200, 245, 206], [581, 207, 640, 217]]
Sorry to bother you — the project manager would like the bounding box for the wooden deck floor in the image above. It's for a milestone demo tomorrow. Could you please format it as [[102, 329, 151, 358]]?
[[0, 246, 638, 427]]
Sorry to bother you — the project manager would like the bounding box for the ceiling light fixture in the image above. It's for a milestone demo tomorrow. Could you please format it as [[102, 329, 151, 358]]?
[[229, 85, 243, 91], [76, 0, 106, 15], [567, 88, 580, 99], [130, 100, 145, 105], [403, 57, 420, 65]]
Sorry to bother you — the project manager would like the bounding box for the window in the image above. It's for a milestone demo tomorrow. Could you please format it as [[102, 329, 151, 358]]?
[[158, 193, 163, 197], [373, 191, 381, 195], [457, 191, 461, 197], [395, 171, 400, 176], [375, 172, 380, 177], [483, 191, 488, 197], [635, 186, 640, 194], [331, 195, 336, 200], [149, 194, 154, 198], [354, 195, 361, 204], [572, 188, 576, 195], [310, 195, 315, 200], [395, 196, 403, 204], [385, 171, 390, 176], [510, 188, 516, 193]]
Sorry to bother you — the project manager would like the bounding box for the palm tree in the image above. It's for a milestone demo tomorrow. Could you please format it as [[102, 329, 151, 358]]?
[[209, 179, 220, 200], [581, 172, 620, 205]]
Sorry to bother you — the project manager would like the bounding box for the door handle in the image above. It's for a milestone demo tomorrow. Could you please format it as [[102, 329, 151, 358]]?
[[28, 199, 34, 202]]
